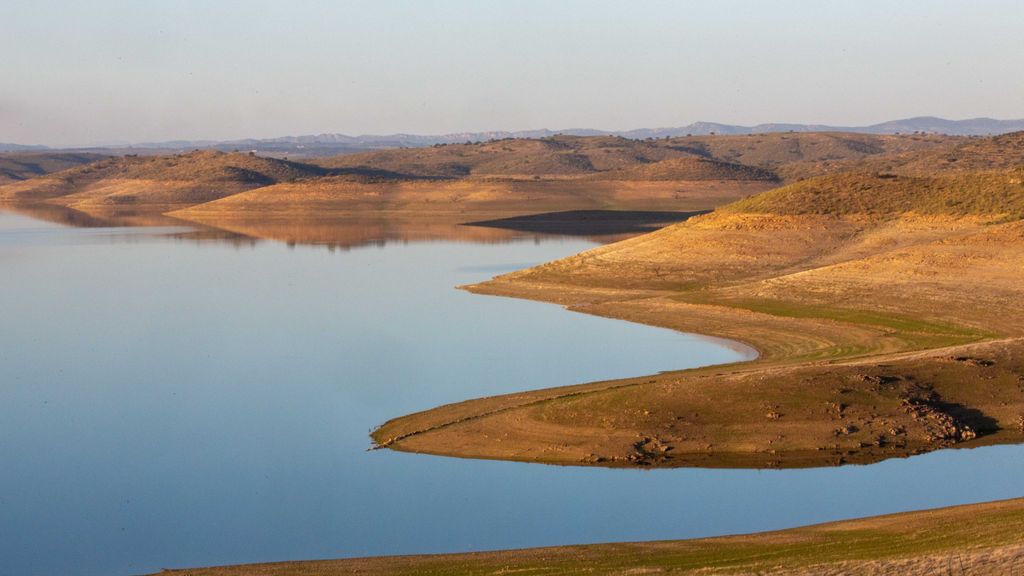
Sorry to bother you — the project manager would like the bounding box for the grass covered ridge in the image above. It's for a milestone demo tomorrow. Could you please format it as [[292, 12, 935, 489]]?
[[726, 169, 1024, 218]]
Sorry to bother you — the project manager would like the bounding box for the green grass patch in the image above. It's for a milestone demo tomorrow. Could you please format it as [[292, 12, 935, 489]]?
[[714, 298, 986, 337]]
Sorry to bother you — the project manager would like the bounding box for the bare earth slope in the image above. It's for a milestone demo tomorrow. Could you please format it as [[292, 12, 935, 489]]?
[[372, 168, 1024, 468], [153, 498, 1024, 576]]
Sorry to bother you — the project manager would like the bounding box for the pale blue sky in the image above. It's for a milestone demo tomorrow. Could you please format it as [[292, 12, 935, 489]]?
[[1, 0, 1022, 146]]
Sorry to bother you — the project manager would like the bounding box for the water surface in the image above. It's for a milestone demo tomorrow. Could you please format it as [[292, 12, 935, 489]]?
[[1, 211, 1021, 576]]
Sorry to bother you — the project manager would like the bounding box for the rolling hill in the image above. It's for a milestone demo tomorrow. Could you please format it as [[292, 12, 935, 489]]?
[[20, 116, 1015, 157], [862, 130, 1024, 176], [373, 164, 1024, 470], [6, 131, 1018, 246], [0, 152, 107, 184], [0, 150, 329, 211], [662, 132, 956, 180], [312, 135, 694, 178]]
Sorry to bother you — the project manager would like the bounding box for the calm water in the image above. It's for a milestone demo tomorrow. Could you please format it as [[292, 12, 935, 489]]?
[[1, 210, 1022, 576]]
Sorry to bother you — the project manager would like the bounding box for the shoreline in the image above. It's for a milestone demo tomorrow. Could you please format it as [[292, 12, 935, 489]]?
[[151, 497, 1024, 576], [371, 208, 1024, 469]]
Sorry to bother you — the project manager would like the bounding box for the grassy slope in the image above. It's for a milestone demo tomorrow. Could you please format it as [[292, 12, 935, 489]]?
[[372, 167, 1024, 468], [153, 498, 1024, 575], [726, 169, 1024, 219]]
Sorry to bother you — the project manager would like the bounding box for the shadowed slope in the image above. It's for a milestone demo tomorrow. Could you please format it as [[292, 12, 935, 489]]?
[[0, 152, 107, 184]]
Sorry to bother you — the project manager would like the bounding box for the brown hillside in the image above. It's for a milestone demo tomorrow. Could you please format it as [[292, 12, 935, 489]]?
[[316, 132, 957, 182], [314, 135, 698, 178], [170, 177, 775, 223], [664, 132, 955, 180], [599, 156, 778, 181], [0, 152, 107, 184], [0, 150, 328, 210], [726, 169, 1024, 218], [866, 130, 1024, 175], [374, 166, 1024, 469]]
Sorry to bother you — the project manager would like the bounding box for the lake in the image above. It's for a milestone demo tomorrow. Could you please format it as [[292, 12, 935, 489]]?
[[1, 209, 1022, 576]]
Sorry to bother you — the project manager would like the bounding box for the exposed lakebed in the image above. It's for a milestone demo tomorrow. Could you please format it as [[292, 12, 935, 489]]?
[[1, 210, 1022, 576]]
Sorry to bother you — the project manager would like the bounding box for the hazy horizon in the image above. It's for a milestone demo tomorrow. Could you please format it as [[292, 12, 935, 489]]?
[[3, 0, 1023, 147]]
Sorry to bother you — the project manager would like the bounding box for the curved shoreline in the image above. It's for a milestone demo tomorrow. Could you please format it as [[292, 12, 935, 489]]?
[[371, 211, 1024, 469]]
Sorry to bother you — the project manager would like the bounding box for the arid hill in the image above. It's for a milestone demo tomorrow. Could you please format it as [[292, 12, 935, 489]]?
[[667, 131, 951, 166], [0, 150, 329, 212], [168, 176, 774, 224], [317, 132, 957, 181], [313, 135, 695, 178], [727, 169, 1024, 218], [597, 156, 778, 181], [863, 130, 1024, 175], [168, 137, 796, 223], [0, 152, 107, 184], [373, 167, 1024, 469], [5, 132, 1015, 247], [176, 133, 959, 223], [662, 131, 956, 180]]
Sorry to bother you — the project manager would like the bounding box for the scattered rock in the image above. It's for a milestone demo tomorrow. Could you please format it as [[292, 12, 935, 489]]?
[[629, 436, 673, 465], [948, 356, 996, 367]]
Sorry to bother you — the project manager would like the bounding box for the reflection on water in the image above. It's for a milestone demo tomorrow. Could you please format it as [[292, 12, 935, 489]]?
[[183, 214, 563, 250], [0, 201, 186, 229], [0, 202, 689, 250], [1, 209, 1022, 576], [0, 202, 256, 245]]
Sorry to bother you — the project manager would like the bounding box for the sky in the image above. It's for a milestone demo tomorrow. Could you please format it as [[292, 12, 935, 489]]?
[[1, 0, 1022, 147]]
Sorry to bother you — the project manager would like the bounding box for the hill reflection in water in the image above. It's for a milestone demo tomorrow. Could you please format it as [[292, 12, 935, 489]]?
[[0, 202, 703, 249]]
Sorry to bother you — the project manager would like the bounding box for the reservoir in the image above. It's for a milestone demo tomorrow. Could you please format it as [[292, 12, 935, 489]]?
[[0, 210, 1021, 576]]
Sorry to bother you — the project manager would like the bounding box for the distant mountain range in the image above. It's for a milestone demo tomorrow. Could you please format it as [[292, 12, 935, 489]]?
[[0, 142, 49, 153], [4, 116, 1023, 155]]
